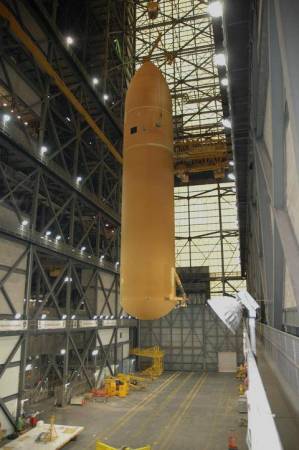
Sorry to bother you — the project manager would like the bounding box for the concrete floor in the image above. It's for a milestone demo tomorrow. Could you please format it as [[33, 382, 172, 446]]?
[[43, 372, 246, 450]]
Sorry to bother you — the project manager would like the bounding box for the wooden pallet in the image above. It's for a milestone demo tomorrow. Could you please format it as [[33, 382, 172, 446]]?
[[3, 423, 84, 449]]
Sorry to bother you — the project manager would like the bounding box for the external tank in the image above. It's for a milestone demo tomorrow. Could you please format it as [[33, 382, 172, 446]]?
[[120, 61, 175, 320]]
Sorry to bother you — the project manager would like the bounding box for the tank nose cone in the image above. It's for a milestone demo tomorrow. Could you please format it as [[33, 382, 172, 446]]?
[[125, 61, 172, 113]]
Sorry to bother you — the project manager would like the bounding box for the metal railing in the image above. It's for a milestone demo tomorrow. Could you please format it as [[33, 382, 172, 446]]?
[[244, 325, 283, 450], [258, 323, 299, 407]]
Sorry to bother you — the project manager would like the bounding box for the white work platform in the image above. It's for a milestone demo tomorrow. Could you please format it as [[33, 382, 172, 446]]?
[[3, 423, 84, 449]]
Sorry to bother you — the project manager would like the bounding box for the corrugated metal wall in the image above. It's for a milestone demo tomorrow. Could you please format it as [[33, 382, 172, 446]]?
[[140, 296, 242, 371]]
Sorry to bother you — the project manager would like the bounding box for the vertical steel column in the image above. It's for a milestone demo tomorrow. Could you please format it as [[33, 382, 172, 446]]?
[[217, 184, 225, 294], [269, 0, 285, 330]]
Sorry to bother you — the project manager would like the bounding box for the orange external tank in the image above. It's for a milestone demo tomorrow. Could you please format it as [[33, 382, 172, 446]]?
[[120, 61, 175, 320]]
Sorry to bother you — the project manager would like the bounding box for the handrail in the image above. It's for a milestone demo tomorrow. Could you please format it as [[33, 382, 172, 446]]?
[[244, 325, 283, 450]]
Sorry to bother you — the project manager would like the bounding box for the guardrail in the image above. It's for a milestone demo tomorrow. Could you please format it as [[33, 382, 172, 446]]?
[[244, 325, 283, 450], [258, 323, 299, 408]]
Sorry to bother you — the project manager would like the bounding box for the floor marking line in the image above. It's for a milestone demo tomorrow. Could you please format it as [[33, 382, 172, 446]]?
[[131, 371, 195, 440], [106, 372, 181, 436], [88, 371, 181, 448], [157, 372, 208, 450]]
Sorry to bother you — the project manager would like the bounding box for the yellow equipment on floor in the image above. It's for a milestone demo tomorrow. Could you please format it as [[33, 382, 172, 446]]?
[[104, 377, 129, 398], [130, 346, 164, 378], [96, 442, 150, 450], [117, 373, 147, 390]]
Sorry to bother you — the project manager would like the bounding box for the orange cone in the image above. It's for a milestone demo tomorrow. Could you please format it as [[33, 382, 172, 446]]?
[[228, 434, 238, 450]]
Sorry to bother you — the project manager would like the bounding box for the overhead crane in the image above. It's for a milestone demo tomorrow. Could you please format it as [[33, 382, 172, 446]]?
[[174, 140, 229, 182]]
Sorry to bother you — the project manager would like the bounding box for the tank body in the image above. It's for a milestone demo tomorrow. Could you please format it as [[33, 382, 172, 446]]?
[[120, 61, 175, 320]]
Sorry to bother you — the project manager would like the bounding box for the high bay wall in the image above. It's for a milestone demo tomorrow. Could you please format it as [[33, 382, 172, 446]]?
[[137, 2, 244, 370], [0, 0, 135, 435], [245, 0, 299, 332], [140, 295, 243, 371]]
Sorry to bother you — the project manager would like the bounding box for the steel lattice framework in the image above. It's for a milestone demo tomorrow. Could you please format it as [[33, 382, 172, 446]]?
[[135, 1, 244, 297], [0, 0, 136, 429], [135, 0, 228, 143]]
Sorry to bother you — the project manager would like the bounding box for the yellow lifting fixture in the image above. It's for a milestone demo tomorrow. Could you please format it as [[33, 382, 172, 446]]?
[[174, 140, 229, 181], [104, 376, 129, 398], [96, 443, 150, 450], [130, 346, 164, 379]]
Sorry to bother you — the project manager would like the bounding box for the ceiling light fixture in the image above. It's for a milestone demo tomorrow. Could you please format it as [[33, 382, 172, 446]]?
[[221, 77, 228, 87], [207, 1, 223, 18], [222, 118, 232, 128], [214, 53, 226, 66], [66, 36, 74, 46]]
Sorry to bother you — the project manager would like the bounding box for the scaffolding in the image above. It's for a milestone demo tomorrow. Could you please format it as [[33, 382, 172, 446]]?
[[0, 0, 135, 430], [135, 1, 244, 296]]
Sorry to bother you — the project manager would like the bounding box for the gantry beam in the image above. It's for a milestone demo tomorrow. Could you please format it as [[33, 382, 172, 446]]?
[[174, 140, 228, 180], [0, 2, 123, 164]]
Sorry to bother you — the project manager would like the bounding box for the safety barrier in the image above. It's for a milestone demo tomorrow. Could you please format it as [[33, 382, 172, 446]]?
[[258, 323, 299, 413]]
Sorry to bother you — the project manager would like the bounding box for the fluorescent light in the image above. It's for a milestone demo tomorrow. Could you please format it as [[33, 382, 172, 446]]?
[[103, 94, 109, 101], [45, 230, 51, 236], [76, 176, 82, 183], [3, 114, 11, 123], [222, 118, 232, 128], [14, 313, 21, 319], [62, 314, 67, 319], [221, 77, 228, 87], [41, 145, 48, 154], [21, 219, 29, 226], [214, 53, 226, 66], [110, 315, 114, 319], [99, 315, 103, 319], [92, 77, 99, 85], [207, 1, 223, 17], [55, 235, 61, 241], [71, 314, 76, 319], [105, 315, 109, 319], [228, 172, 235, 181], [92, 349, 98, 356], [60, 349, 66, 355], [66, 36, 74, 45], [80, 246, 86, 252]]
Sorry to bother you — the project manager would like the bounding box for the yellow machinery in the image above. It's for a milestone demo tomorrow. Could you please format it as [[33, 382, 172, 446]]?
[[96, 443, 150, 450], [174, 140, 229, 182], [104, 377, 129, 398], [130, 346, 164, 378], [117, 373, 147, 390]]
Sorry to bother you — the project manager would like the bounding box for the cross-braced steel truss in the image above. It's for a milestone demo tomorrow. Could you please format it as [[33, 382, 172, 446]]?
[[0, 0, 136, 429]]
